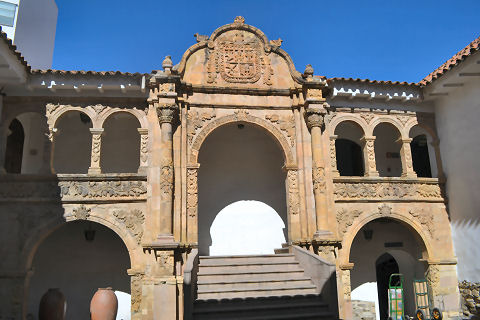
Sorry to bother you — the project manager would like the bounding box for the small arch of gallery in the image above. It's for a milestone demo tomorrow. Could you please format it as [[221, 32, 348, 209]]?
[[332, 119, 439, 178], [2, 109, 147, 175]]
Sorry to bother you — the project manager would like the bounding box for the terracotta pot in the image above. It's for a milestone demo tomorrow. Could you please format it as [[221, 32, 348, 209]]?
[[38, 288, 66, 320], [90, 287, 118, 320]]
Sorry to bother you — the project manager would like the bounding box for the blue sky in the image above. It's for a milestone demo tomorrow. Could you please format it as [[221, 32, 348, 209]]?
[[53, 0, 479, 83]]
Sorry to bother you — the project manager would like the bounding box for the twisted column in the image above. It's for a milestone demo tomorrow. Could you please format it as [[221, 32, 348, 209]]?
[[361, 136, 379, 177], [399, 138, 417, 178], [88, 128, 104, 174]]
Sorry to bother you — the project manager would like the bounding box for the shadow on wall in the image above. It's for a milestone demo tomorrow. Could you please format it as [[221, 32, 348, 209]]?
[[209, 200, 286, 256]]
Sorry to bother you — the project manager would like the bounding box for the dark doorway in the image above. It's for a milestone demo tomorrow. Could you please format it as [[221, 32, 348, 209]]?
[[411, 135, 432, 178], [335, 138, 364, 176], [376, 253, 399, 320], [4, 118, 24, 173]]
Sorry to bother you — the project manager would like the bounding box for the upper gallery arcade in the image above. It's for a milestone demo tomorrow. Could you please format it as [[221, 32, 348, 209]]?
[[0, 16, 478, 320]]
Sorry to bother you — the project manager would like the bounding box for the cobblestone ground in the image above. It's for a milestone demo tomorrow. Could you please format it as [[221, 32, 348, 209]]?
[[459, 281, 480, 319], [352, 300, 376, 320]]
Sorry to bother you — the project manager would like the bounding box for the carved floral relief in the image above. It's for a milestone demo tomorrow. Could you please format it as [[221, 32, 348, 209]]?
[[113, 209, 145, 244]]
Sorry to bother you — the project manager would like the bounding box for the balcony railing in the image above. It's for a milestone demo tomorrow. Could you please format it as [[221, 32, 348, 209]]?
[[0, 174, 147, 203], [333, 177, 444, 202]]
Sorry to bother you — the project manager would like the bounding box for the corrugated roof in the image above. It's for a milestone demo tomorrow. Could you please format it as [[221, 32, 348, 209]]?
[[0, 27, 30, 71], [420, 35, 480, 86], [327, 77, 419, 87], [31, 69, 147, 76]]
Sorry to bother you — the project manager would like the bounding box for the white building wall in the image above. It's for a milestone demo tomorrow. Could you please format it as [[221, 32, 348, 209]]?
[[433, 72, 480, 282], [12, 0, 57, 69], [0, 0, 20, 40]]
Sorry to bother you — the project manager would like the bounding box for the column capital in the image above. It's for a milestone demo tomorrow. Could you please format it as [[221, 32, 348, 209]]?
[[157, 104, 179, 124], [137, 128, 149, 135], [360, 135, 376, 142], [330, 135, 338, 140], [305, 108, 326, 130], [89, 128, 104, 135], [397, 137, 413, 144]]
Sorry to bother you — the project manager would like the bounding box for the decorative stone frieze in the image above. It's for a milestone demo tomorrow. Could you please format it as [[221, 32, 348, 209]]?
[[333, 179, 443, 202], [265, 114, 296, 146], [113, 209, 145, 244]]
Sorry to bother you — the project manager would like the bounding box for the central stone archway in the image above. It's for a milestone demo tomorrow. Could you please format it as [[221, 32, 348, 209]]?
[[197, 121, 289, 255]]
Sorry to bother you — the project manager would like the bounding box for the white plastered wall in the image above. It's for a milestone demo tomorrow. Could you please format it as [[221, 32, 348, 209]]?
[[433, 71, 480, 282]]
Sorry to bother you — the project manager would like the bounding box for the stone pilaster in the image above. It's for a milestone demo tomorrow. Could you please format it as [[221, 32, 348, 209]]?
[[186, 164, 199, 244], [399, 138, 417, 178], [305, 106, 331, 239], [286, 167, 301, 241], [88, 128, 104, 174], [138, 128, 149, 175], [330, 135, 339, 177], [156, 104, 178, 242], [339, 264, 354, 320], [426, 263, 461, 319], [361, 136, 379, 177], [0, 271, 28, 319]]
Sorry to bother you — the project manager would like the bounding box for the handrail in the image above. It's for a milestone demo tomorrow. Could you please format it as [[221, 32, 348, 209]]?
[[183, 249, 199, 320]]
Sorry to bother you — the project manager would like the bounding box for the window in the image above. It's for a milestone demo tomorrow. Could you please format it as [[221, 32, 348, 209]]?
[[0, 1, 17, 27]]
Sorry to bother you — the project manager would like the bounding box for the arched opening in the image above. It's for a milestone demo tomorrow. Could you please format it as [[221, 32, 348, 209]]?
[[101, 112, 141, 173], [210, 200, 286, 255], [373, 123, 402, 177], [26, 220, 131, 320], [4, 118, 24, 173], [5, 113, 49, 174], [334, 121, 365, 176], [409, 126, 437, 178], [53, 111, 92, 174], [197, 122, 288, 256], [349, 218, 427, 319]]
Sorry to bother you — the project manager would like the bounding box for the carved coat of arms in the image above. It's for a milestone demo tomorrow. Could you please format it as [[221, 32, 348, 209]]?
[[207, 32, 273, 85]]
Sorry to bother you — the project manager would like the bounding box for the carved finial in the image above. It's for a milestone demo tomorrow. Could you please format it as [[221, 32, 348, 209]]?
[[304, 64, 314, 79], [270, 38, 283, 47], [194, 33, 209, 43], [234, 16, 245, 24], [162, 56, 173, 73]]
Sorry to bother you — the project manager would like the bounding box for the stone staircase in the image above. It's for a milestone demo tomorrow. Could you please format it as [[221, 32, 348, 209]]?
[[191, 254, 336, 319]]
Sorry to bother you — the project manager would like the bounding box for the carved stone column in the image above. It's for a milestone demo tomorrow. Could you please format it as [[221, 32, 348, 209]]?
[[187, 164, 199, 244], [361, 136, 379, 177], [88, 128, 103, 174], [157, 104, 178, 242], [138, 128, 149, 174], [43, 127, 57, 174], [286, 167, 301, 241], [305, 107, 331, 239], [399, 138, 417, 178], [329, 135, 339, 177]]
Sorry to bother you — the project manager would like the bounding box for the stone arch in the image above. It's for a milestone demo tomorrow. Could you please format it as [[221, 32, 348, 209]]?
[[190, 112, 295, 167], [98, 108, 148, 129], [405, 120, 439, 143], [22, 213, 140, 273], [50, 106, 97, 129], [370, 116, 405, 138], [329, 114, 369, 136], [339, 210, 434, 267]]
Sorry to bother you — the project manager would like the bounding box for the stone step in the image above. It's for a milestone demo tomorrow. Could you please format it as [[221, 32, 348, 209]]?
[[197, 263, 303, 275], [197, 278, 315, 292], [199, 254, 296, 266], [197, 286, 318, 300], [197, 272, 309, 283]]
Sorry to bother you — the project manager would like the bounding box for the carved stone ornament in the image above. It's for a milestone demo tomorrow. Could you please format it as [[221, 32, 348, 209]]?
[[329, 137, 337, 168], [307, 88, 323, 100], [397, 115, 411, 127], [157, 104, 178, 124], [305, 111, 325, 129], [113, 209, 145, 244], [91, 133, 102, 163], [287, 170, 300, 215], [187, 168, 198, 218], [265, 114, 296, 146], [159, 82, 175, 94], [46, 103, 61, 119], [409, 209, 434, 238], [187, 110, 216, 145], [130, 274, 143, 313], [360, 113, 375, 124], [336, 208, 362, 235], [73, 205, 91, 220], [88, 104, 108, 114], [333, 181, 442, 201], [269, 38, 282, 47], [140, 133, 148, 163], [234, 16, 245, 24], [194, 33, 209, 42], [378, 204, 392, 215], [206, 28, 273, 85], [364, 138, 377, 170], [157, 251, 174, 270], [60, 180, 148, 199], [160, 160, 174, 197], [312, 166, 326, 194]]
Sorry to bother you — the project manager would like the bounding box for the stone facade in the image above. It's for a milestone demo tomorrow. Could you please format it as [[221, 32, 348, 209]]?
[[0, 17, 471, 320]]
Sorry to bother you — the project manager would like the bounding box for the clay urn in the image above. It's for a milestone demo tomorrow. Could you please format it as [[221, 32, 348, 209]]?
[[38, 288, 66, 320], [90, 287, 118, 320]]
